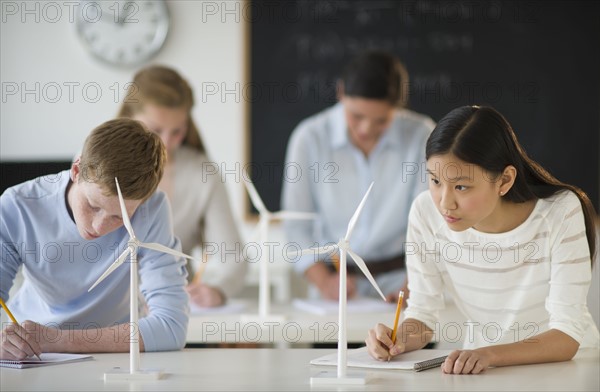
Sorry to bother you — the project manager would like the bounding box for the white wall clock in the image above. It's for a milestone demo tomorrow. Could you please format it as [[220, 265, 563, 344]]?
[[75, 1, 170, 68]]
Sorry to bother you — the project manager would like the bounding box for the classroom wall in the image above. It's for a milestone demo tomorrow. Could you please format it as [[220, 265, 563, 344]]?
[[1, 0, 249, 223], [1, 0, 293, 303]]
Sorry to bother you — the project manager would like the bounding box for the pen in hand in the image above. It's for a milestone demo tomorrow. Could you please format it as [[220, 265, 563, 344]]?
[[388, 290, 404, 362], [192, 253, 209, 285], [0, 297, 42, 361]]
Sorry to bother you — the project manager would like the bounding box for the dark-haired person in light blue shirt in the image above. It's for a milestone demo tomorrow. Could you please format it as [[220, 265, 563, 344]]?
[[282, 51, 435, 302]]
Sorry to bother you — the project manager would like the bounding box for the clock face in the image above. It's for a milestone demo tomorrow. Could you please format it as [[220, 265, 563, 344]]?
[[76, 0, 170, 67]]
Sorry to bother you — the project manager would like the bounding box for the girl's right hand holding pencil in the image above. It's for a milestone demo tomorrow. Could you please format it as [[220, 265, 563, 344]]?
[[365, 323, 406, 361], [366, 318, 435, 362], [366, 290, 407, 361]]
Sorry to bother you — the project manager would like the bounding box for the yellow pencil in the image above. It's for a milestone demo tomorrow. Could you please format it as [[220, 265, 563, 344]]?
[[331, 253, 340, 273], [388, 290, 404, 362], [192, 253, 209, 285], [0, 298, 17, 324], [0, 297, 42, 361]]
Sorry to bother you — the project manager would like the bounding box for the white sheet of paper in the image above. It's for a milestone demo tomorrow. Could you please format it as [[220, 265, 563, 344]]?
[[189, 300, 247, 315], [293, 297, 396, 315], [310, 347, 451, 370]]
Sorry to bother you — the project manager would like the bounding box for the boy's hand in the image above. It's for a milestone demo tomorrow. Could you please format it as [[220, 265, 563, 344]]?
[[186, 283, 225, 307], [365, 323, 405, 361], [442, 349, 490, 374], [0, 321, 43, 360]]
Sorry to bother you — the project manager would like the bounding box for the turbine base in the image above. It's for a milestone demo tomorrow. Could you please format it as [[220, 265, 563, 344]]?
[[310, 370, 371, 385]]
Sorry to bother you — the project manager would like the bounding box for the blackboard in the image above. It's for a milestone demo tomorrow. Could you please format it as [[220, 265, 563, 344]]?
[[250, 0, 600, 212], [0, 162, 72, 195]]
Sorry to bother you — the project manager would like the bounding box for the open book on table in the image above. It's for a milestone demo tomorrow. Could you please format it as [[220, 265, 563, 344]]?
[[310, 347, 451, 371], [0, 353, 93, 369]]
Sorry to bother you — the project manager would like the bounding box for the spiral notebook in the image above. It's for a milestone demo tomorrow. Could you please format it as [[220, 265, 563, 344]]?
[[0, 353, 93, 369], [310, 347, 450, 371]]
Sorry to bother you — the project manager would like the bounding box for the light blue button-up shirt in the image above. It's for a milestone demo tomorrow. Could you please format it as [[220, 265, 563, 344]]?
[[282, 102, 435, 274]]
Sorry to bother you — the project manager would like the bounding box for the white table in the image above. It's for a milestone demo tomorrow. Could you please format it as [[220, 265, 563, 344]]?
[[186, 299, 395, 345], [186, 299, 466, 349], [2, 348, 598, 391]]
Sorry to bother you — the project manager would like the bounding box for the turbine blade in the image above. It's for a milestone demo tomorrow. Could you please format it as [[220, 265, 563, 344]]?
[[272, 211, 317, 220], [115, 178, 135, 239], [345, 182, 374, 240], [244, 179, 268, 214], [88, 248, 131, 292], [139, 241, 197, 261], [347, 249, 386, 301]]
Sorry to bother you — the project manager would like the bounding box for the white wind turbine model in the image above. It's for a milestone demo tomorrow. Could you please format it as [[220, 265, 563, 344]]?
[[299, 182, 386, 385], [88, 178, 198, 381], [243, 179, 316, 321]]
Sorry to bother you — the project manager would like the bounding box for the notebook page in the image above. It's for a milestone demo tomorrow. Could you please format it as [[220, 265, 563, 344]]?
[[0, 353, 93, 369], [310, 347, 451, 370]]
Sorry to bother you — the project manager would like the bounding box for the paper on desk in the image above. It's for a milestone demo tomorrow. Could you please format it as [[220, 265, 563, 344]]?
[[310, 347, 451, 370], [0, 353, 93, 369], [189, 300, 247, 315], [293, 297, 396, 315]]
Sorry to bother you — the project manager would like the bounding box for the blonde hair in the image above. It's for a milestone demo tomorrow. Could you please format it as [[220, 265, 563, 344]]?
[[79, 118, 166, 200], [117, 65, 205, 152]]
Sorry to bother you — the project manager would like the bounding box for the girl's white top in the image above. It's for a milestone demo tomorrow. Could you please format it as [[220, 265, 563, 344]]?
[[403, 190, 599, 350], [167, 146, 247, 298]]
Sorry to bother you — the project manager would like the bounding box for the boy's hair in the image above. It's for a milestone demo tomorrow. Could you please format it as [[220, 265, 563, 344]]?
[[78, 118, 165, 200]]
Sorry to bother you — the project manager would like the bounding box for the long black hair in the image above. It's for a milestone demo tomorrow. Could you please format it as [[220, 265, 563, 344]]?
[[426, 105, 596, 262]]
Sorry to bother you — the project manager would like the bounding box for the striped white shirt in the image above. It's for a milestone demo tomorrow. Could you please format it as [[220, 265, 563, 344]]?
[[404, 190, 599, 349]]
